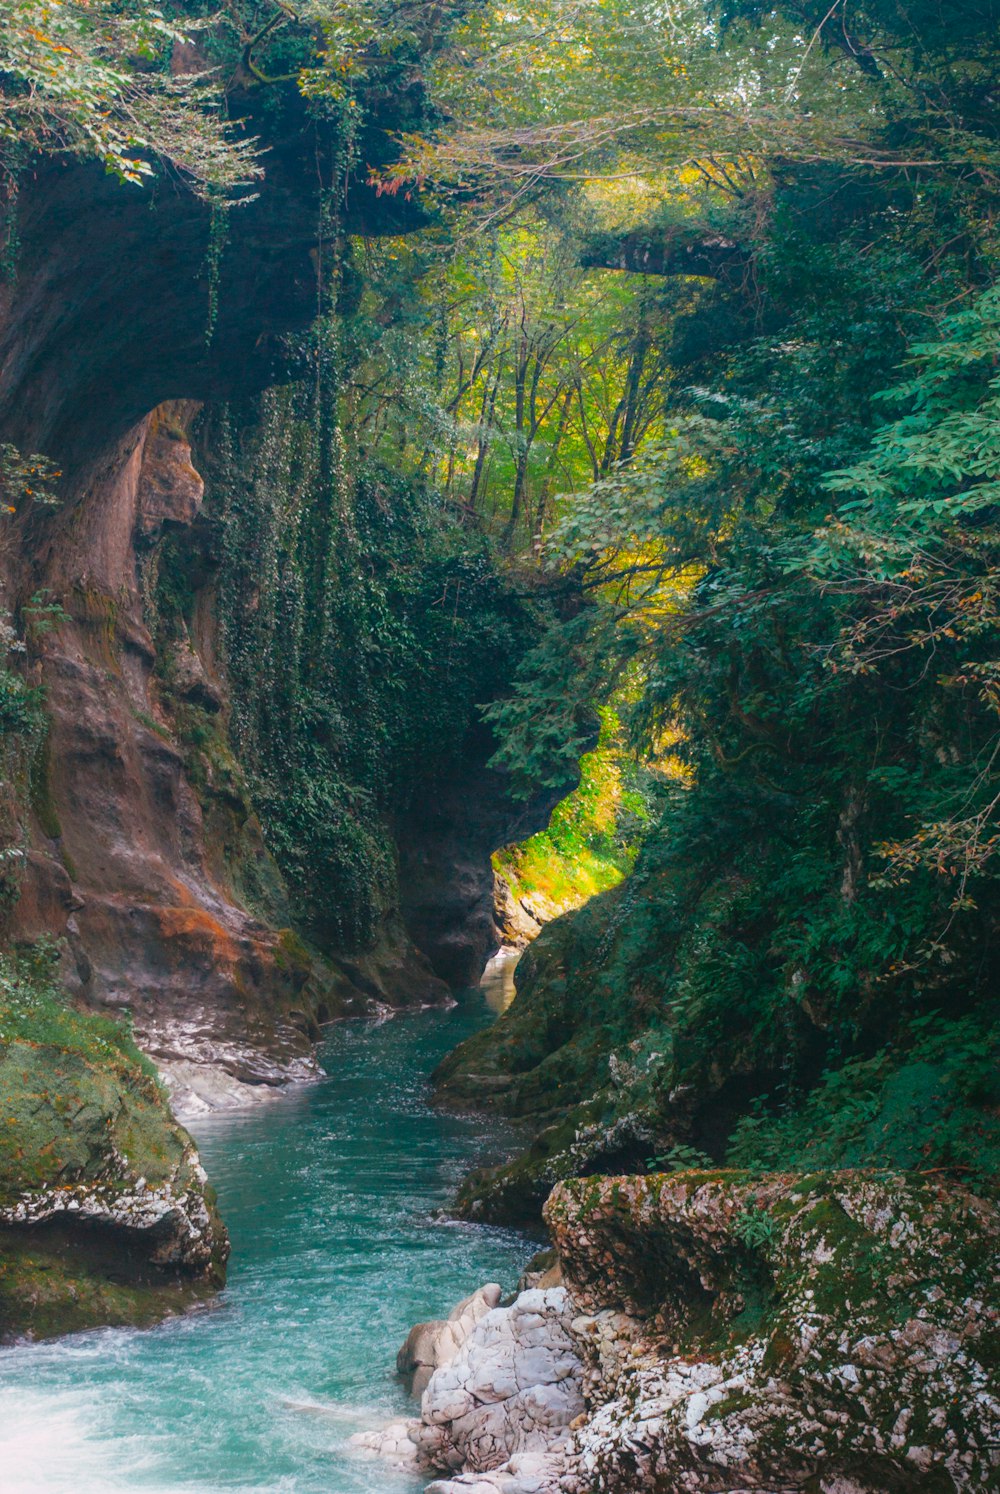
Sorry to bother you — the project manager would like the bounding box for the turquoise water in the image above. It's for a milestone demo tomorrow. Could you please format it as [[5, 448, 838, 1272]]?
[[0, 998, 530, 1494]]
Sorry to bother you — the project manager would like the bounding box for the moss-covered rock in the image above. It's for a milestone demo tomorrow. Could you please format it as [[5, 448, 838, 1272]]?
[[545, 1169, 1000, 1493], [0, 948, 228, 1341], [433, 875, 709, 1222]]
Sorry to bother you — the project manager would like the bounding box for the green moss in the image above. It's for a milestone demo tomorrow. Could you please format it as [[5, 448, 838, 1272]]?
[[275, 927, 313, 972], [704, 1388, 754, 1422], [133, 709, 172, 742], [0, 941, 227, 1339], [69, 586, 121, 670], [0, 943, 163, 1092], [454, 1107, 596, 1226], [494, 708, 656, 917], [0, 952, 165, 1184], [28, 734, 61, 841], [0, 1227, 217, 1342], [551, 1165, 996, 1487]]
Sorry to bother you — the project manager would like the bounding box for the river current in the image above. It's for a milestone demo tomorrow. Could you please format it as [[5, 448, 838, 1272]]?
[[0, 990, 530, 1494]]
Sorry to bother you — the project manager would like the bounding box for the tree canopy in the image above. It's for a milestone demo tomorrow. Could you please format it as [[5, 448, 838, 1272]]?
[[2, 0, 999, 1177]]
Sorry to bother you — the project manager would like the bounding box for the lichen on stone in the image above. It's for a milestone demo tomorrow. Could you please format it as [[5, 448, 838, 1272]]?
[[547, 1168, 1000, 1492]]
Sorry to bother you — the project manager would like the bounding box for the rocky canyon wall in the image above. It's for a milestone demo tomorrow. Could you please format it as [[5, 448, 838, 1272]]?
[[0, 111, 559, 1104], [1, 395, 553, 1107], [4, 407, 341, 1099]]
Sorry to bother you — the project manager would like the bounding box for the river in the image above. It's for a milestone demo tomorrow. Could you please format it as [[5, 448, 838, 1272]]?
[[0, 993, 530, 1494]]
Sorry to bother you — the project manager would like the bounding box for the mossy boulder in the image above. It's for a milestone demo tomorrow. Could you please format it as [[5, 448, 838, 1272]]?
[[433, 887, 631, 1120], [435, 893, 664, 1223], [0, 951, 228, 1340], [546, 1169, 1000, 1492]]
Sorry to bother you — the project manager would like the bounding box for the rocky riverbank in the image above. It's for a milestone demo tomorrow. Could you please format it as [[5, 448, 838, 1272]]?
[[357, 1168, 1000, 1493]]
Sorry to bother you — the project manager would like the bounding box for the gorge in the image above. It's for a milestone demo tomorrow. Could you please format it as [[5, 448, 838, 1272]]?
[[1, 1, 1000, 1490]]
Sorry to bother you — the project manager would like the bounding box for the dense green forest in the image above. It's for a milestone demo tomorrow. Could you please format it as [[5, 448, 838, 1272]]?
[[2, 0, 999, 1189], [0, 4, 999, 1481], [1, 0, 998, 1153], [425, 0, 1000, 1213]]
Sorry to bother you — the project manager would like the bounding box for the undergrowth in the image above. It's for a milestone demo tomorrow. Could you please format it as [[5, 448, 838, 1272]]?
[[727, 1009, 1000, 1188], [0, 941, 162, 1086], [495, 707, 658, 916]]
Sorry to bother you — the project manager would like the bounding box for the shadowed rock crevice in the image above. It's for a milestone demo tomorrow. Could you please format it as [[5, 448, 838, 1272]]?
[[0, 82, 422, 478]]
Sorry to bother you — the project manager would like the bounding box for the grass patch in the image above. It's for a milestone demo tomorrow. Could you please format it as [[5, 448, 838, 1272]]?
[[0, 941, 162, 1087]]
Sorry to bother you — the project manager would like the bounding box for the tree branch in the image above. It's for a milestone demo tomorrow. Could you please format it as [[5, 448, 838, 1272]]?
[[579, 227, 747, 284]]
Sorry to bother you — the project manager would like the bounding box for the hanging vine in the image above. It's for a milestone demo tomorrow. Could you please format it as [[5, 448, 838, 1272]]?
[[203, 193, 230, 346], [196, 367, 535, 954]]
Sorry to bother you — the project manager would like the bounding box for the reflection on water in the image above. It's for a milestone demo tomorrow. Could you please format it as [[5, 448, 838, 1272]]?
[[0, 997, 529, 1494], [479, 946, 521, 1013]]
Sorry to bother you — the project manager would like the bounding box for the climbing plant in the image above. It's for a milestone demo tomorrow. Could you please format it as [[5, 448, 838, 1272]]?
[[197, 363, 537, 950]]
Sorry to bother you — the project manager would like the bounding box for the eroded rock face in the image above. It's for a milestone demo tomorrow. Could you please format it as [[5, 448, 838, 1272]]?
[[0, 95, 439, 1103], [493, 875, 543, 951], [6, 408, 337, 1096], [1, 394, 555, 1099], [415, 1288, 585, 1476], [3, 398, 486, 1111], [397, 1283, 504, 1396]]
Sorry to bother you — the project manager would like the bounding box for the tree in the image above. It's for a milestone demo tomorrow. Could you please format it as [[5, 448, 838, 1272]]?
[[0, 1, 257, 192]]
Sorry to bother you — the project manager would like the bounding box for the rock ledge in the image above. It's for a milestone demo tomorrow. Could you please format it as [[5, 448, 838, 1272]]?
[[358, 1168, 1000, 1493]]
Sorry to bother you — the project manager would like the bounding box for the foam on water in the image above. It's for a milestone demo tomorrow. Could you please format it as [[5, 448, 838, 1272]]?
[[0, 997, 530, 1494]]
